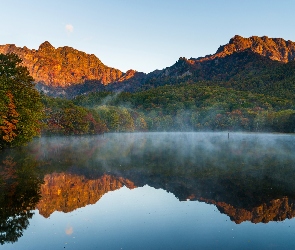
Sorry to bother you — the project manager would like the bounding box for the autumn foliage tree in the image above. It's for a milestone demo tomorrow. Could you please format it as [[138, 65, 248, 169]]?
[[0, 92, 19, 143], [0, 53, 44, 149]]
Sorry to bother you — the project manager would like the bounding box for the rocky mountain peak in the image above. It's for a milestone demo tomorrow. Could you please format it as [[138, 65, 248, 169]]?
[[0, 42, 124, 87], [38, 41, 55, 52], [118, 69, 137, 82], [213, 35, 295, 62]]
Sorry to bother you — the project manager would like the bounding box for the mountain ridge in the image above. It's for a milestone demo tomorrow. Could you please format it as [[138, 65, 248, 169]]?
[[1, 35, 295, 97], [192, 35, 295, 63], [0, 41, 127, 87]]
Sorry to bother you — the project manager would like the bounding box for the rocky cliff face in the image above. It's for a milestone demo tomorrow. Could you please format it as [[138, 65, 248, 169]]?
[[196, 35, 295, 63], [0, 42, 125, 87], [36, 173, 135, 218]]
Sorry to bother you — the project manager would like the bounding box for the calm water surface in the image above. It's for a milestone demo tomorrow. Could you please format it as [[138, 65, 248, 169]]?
[[1, 132, 295, 249]]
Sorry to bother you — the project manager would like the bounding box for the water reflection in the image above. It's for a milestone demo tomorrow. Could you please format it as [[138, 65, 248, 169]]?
[[1, 132, 295, 246], [30, 132, 295, 223], [37, 173, 135, 218], [0, 151, 43, 245]]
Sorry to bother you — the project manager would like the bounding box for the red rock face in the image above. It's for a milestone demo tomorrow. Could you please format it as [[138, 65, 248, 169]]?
[[36, 173, 136, 218], [117, 69, 137, 82], [197, 35, 295, 63], [0, 42, 124, 87]]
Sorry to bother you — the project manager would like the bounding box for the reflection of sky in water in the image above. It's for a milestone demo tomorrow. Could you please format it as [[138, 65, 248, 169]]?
[[4, 185, 295, 250]]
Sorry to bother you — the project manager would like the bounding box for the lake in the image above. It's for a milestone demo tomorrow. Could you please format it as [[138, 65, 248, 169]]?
[[1, 132, 295, 249]]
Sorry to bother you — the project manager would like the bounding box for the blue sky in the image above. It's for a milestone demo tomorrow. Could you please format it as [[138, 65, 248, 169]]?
[[1, 0, 295, 73]]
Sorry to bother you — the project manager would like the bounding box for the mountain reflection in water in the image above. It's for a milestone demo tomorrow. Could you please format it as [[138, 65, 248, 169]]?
[[37, 173, 135, 218], [1, 132, 295, 246]]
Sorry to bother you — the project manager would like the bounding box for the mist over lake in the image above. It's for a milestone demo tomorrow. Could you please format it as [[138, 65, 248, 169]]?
[[1, 132, 295, 249]]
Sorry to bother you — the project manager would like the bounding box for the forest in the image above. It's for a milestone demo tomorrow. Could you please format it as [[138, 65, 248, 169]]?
[[43, 83, 295, 135], [1, 52, 295, 149]]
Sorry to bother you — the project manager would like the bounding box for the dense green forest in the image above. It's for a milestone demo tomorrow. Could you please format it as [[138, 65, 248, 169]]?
[[42, 82, 295, 134]]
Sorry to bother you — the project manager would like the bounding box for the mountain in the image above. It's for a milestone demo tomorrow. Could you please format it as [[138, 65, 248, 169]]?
[[2, 35, 295, 97], [136, 36, 295, 99], [0, 41, 125, 87], [139, 35, 295, 88], [196, 35, 295, 63]]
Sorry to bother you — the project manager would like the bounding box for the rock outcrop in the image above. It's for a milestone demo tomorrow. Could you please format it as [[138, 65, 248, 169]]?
[[196, 35, 295, 63], [0, 42, 124, 87]]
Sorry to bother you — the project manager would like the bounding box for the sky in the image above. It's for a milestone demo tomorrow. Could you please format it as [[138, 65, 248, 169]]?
[[1, 0, 295, 73]]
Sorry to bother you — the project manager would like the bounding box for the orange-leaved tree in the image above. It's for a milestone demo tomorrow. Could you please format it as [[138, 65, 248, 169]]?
[[0, 91, 19, 143], [0, 53, 44, 149]]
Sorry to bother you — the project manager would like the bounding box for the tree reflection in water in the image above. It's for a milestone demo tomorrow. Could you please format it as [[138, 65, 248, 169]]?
[[0, 151, 43, 245]]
